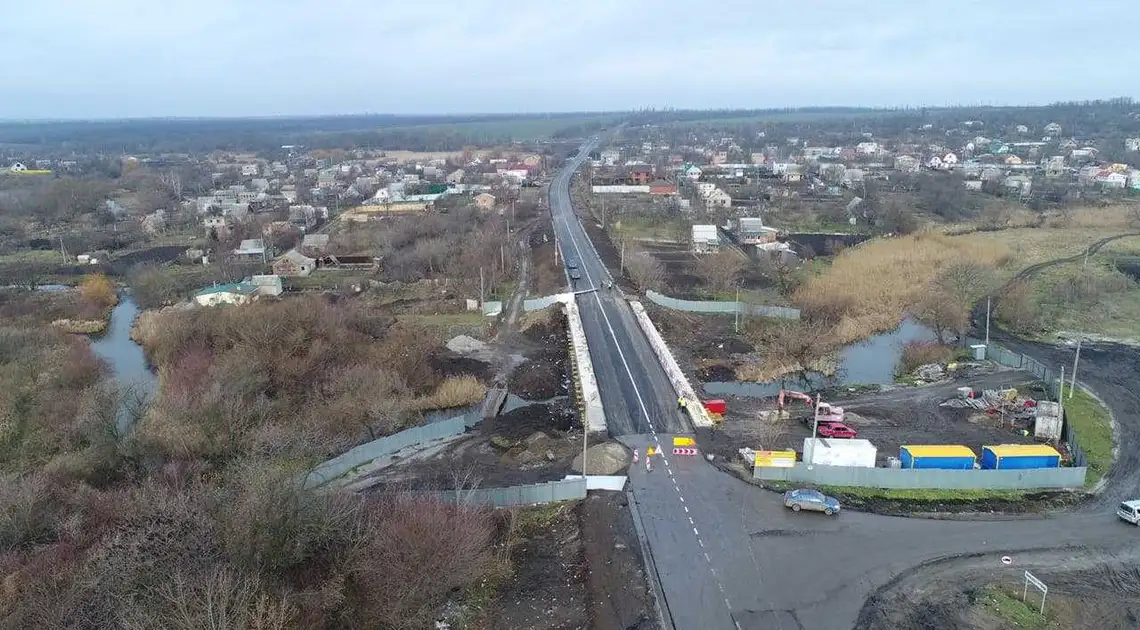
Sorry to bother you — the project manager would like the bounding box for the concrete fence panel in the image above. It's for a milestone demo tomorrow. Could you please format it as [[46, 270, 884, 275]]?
[[523, 294, 564, 312], [755, 463, 1087, 490], [305, 416, 469, 487], [645, 290, 800, 320], [434, 478, 588, 507]]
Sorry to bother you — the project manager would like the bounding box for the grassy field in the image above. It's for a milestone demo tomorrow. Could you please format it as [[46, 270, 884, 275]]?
[[1064, 386, 1114, 487], [821, 486, 1027, 502], [793, 231, 1013, 344], [978, 584, 1052, 629], [1025, 258, 1140, 340], [611, 216, 690, 242]]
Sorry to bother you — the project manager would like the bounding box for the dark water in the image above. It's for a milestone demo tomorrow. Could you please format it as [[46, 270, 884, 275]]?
[[88, 294, 158, 431], [703, 318, 936, 398]]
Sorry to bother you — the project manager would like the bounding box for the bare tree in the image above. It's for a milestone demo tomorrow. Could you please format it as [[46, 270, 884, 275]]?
[[695, 249, 746, 295], [912, 291, 968, 344], [624, 247, 666, 290]]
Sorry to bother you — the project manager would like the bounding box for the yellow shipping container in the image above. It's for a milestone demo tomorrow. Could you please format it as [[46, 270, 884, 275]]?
[[754, 450, 796, 468]]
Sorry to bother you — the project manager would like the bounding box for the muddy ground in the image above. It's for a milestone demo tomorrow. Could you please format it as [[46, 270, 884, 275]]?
[[642, 302, 761, 382], [856, 548, 1140, 630], [638, 240, 777, 299], [507, 308, 571, 400], [489, 494, 658, 630], [699, 371, 1048, 468], [529, 220, 567, 297], [363, 399, 582, 489]]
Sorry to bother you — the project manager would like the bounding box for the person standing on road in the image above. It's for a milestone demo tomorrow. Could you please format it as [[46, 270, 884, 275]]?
[[678, 397, 687, 411]]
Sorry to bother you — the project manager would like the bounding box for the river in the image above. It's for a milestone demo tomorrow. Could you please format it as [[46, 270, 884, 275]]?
[[703, 318, 937, 398], [88, 293, 158, 431]]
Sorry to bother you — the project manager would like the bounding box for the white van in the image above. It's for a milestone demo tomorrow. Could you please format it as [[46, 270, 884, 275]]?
[[1117, 500, 1140, 525]]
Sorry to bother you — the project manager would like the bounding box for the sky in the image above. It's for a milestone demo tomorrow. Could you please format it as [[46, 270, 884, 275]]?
[[2, 0, 1138, 119]]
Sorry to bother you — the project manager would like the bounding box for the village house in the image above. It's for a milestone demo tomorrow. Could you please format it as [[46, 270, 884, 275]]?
[[194, 282, 259, 307], [233, 238, 267, 261], [627, 164, 654, 185], [893, 155, 919, 173], [272, 249, 316, 277], [300, 233, 330, 256], [704, 188, 732, 208], [649, 179, 677, 195], [735, 217, 778, 245], [691, 224, 721, 253], [446, 168, 465, 184]]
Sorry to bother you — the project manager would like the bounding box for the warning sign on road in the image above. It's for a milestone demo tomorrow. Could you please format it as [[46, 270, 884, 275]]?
[[673, 436, 696, 447], [673, 447, 698, 456]]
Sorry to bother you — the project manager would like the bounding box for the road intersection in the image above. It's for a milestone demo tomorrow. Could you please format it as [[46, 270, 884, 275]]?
[[548, 141, 1139, 629]]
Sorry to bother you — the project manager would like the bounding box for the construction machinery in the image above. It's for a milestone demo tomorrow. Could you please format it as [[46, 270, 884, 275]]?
[[777, 389, 845, 424]]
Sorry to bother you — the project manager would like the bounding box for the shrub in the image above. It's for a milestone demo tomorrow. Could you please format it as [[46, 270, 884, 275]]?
[[79, 273, 118, 310], [899, 341, 956, 375]]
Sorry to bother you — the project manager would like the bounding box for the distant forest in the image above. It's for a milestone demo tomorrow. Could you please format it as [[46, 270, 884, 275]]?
[[0, 112, 617, 155], [4, 99, 1140, 156]]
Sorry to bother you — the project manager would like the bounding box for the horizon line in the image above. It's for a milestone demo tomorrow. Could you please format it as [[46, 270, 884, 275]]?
[[0, 97, 1135, 125]]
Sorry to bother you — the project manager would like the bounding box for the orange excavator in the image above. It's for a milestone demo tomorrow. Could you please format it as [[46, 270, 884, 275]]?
[[776, 389, 845, 424]]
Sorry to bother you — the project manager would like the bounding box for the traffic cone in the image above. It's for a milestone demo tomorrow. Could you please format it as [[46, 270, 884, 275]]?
[[632, 449, 639, 464]]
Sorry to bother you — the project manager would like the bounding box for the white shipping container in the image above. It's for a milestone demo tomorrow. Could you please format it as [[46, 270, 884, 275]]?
[[803, 438, 877, 468]]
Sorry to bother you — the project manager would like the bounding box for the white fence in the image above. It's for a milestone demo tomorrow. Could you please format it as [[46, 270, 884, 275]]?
[[645, 290, 800, 320], [591, 185, 650, 194], [434, 478, 588, 507], [755, 463, 1087, 489]]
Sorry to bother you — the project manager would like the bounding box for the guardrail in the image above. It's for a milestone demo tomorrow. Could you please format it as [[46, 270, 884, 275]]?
[[645, 290, 800, 320]]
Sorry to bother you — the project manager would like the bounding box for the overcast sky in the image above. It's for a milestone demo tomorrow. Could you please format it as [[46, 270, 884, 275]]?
[[2, 0, 1137, 119]]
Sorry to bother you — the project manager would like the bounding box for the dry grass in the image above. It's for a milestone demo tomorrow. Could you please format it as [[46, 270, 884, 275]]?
[[410, 375, 487, 411], [793, 232, 1013, 344], [899, 341, 956, 374]]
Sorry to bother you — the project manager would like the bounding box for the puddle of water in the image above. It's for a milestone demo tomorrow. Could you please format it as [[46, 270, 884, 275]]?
[[703, 318, 936, 398]]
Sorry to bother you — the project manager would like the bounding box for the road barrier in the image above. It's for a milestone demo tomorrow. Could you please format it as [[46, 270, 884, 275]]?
[[754, 462, 1087, 489], [628, 301, 714, 427], [562, 295, 607, 436], [673, 447, 698, 456], [673, 436, 696, 447], [645, 290, 800, 320]]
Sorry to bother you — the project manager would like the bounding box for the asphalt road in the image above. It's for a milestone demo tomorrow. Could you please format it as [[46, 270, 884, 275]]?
[[548, 143, 1140, 630], [548, 143, 686, 437]]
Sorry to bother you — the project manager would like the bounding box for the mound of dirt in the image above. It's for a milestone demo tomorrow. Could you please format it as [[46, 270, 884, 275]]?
[[428, 351, 493, 381], [509, 310, 570, 400], [572, 442, 628, 475], [483, 401, 577, 441]]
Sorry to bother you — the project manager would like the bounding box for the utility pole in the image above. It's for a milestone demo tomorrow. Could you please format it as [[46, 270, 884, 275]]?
[[479, 267, 484, 309], [1083, 246, 1091, 270], [602, 196, 606, 225], [1069, 338, 1082, 398], [500, 243, 505, 272], [581, 423, 589, 479], [734, 282, 741, 333], [620, 239, 626, 273], [985, 296, 991, 346], [807, 394, 822, 467], [1058, 366, 1065, 404]]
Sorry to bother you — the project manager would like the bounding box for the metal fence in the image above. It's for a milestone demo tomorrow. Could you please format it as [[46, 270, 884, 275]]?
[[755, 463, 1087, 490], [433, 478, 588, 507], [645, 290, 800, 320], [966, 337, 1087, 468], [305, 416, 474, 487]]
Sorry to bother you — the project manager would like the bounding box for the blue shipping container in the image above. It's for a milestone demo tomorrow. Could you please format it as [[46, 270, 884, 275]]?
[[900, 446, 976, 470], [980, 445, 1061, 470]]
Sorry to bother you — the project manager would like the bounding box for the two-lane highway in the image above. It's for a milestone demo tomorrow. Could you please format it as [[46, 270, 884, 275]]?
[[549, 144, 685, 437]]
